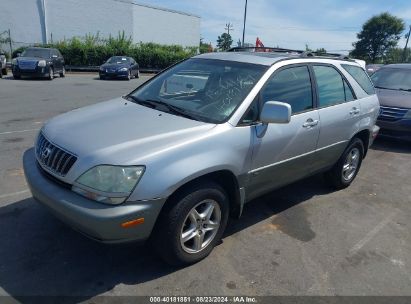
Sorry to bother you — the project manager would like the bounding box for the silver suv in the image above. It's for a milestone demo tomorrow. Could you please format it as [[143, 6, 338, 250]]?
[[23, 48, 380, 265]]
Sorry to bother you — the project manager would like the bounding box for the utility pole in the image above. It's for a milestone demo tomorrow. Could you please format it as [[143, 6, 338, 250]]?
[[8, 29, 12, 55], [242, 0, 248, 47], [225, 23, 234, 35], [403, 25, 411, 62]]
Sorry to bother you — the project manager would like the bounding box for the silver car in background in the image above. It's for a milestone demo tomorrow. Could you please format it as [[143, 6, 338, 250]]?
[[23, 49, 380, 265]]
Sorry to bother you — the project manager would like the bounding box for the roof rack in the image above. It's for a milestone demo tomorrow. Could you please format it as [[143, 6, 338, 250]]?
[[228, 47, 352, 61]]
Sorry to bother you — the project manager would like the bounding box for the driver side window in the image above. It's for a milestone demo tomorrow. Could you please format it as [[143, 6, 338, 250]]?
[[261, 65, 313, 114]]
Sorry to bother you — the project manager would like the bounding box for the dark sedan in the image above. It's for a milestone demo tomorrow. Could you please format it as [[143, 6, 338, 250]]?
[[371, 64, 411, 141], [99, 56, 140, 80], [12, 47, 65, 80]]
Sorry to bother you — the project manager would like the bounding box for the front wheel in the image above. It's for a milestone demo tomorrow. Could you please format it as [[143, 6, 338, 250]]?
[[325, 138, 364, 190], [127, 70, 131, 80], [48, 67, 54, 80], [151, 181, 229, 266], [59, 66, 65, 77]]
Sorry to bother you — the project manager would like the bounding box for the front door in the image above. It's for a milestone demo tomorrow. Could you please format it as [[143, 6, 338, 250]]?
[[247, 64, 320, 200]]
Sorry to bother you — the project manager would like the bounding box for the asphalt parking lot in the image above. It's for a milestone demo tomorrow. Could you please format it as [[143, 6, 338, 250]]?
[[0, 73, 410, 300]]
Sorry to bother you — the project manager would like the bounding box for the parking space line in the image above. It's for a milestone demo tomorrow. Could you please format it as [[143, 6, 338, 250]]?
[[0, 129, 39, 135], [0, 189, 30, 199], [349, 210, 398, 256]]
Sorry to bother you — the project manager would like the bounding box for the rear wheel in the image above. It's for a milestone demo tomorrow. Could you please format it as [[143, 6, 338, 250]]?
[[325, 138, 364, 189], [151, 181, 229, 266]]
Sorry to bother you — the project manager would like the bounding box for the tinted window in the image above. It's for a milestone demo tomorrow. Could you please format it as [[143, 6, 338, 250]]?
[[344, 80, 355, 101], [261, 66, 313, 114], [370, 68, 411, 91], [313, 65, 347, 107], [342, 64, 375, 95], [21, 48, 51, 58]]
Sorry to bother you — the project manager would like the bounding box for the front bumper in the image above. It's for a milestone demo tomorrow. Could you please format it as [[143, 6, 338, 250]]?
[[377, 118, 411, 141], [99, 69, 129, 78], [12, 65, 51, 78], [23, 148, 166, 243]]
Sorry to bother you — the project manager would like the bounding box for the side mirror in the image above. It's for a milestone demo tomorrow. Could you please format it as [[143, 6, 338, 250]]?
[[260, 101, 291, 124]]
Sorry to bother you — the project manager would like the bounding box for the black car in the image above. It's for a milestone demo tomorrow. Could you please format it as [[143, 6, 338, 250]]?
[[12, 47, 65, 80], [371, 64, 411, 141], [99, 56, 139, 80], [0, 52, 6, 78]]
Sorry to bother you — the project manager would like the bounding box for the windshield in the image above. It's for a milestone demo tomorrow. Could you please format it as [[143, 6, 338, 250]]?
[[371, 68, 411, 91], [106, 56, 130, 64], [21, 48, 51, 58], [129, 58, 268, 123]]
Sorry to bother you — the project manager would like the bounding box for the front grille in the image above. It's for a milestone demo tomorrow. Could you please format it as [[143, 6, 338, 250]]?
[[35, 133, 77, 177], [18, 60, 38, 70], [378, 106, 408, 122]]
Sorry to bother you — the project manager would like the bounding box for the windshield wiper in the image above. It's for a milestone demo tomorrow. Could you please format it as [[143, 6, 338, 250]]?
[[124, 96, 198, 120]]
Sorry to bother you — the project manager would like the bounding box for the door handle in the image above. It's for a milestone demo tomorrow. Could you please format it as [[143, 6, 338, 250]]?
[[302, 118, 319, 128], [349, 107, 360, 115]]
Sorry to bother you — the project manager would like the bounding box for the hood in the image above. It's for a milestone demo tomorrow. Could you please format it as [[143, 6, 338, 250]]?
[[376, 88, 411, 109], [42, 97, 215, 165], [17, 57, 44, 62], [101, 63, 129, 69]]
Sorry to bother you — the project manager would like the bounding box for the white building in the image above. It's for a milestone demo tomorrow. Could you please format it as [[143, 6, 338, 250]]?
[[0, 0, 200, 50]]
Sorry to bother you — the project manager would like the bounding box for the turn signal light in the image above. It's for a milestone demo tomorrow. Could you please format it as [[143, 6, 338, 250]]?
[[121, 218, 145, 228]]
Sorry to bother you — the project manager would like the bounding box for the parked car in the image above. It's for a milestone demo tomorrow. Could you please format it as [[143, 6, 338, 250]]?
[[99, 56, 139, 80], [371, 64, 411, 141], [23, 49, 380, 265], [12, 47, 65, 80], [0, 52, 6, 78], [366, 64, 383, 75]]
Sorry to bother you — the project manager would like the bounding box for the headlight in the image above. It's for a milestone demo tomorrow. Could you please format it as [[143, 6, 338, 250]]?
[[37, 60, 46, 67], [118, 67, 128, 72], [12, 58, 18, 65], [72, 165, 145, 205], [99, 66, 105, 71]]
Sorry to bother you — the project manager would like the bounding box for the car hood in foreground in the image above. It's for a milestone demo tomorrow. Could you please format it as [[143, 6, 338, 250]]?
[[42, 97, 216, 166], [376, 88, 411, 109]]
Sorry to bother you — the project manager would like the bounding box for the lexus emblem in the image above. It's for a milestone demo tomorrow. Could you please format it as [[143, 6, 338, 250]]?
[[41, 147, 52, 160]]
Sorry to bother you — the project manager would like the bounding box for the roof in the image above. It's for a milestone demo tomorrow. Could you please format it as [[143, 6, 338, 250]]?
[[112, 0, 200, 18], [194, 52, 293, 66], [381, 64, 411, 70]]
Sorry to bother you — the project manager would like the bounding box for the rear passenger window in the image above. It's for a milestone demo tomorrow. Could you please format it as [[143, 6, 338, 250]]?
[[313, 65, 352, 107], [342, 64, 375, 95], [261, 66, 313, 114]]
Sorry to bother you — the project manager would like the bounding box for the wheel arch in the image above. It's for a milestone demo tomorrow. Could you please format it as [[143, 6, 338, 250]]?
[[160, 170, 243, 220], [353, 129, 370, 157]]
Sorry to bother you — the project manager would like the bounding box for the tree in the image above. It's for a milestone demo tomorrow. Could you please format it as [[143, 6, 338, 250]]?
[[385, 47, 411, 63], [350, 12, 405, 63], [216, 33, 233, 51], [199, 38, 212, 54]]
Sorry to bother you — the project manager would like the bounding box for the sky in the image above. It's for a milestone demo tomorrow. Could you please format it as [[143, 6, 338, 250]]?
[[137, 0, 411, 53]]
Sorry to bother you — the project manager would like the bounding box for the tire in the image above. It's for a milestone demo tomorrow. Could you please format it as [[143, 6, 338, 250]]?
[[13, 74, 20, 80], [1, 68, 6, 75], [127, 70, 131, 81], [325, 138, 364, 190], [59, 66, 65, 77], [48, 67, 54, 80], [151, 181, 229, 266], [99, 74, 105, 80], [136, 70, 140, 78]]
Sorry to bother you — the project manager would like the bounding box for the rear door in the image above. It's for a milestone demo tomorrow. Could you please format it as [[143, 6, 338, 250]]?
[[311, 64, 361, 171], [247, 64, 320, 200]]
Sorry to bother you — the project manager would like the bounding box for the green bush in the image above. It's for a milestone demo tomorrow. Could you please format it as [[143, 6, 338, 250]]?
[[11, 32, 198, 69]]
